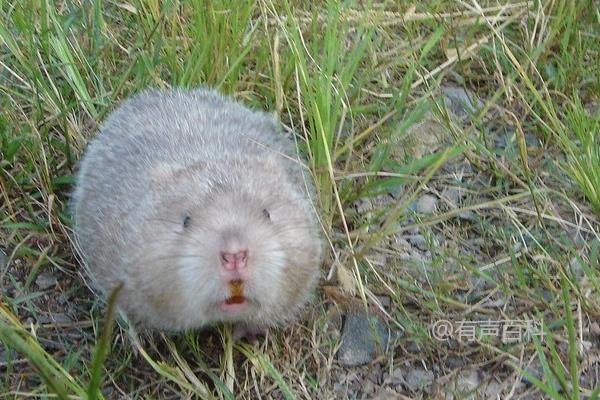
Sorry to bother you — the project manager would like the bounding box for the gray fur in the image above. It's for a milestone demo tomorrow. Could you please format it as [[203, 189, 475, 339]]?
[[72, 88, 323, 331]]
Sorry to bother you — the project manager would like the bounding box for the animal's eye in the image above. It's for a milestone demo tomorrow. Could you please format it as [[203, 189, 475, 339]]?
[[183, 215, 192, 228], [262, 209, 271, 221]]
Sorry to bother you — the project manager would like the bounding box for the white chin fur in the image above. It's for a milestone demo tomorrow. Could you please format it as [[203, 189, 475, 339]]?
[[170, 245, 287, 329]]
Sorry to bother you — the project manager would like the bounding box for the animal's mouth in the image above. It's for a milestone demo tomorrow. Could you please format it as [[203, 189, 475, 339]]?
[[224, 296, 246, 305], [221, 279, 250, 312]]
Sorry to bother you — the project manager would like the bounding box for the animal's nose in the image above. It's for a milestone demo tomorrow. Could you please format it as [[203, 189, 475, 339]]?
[[221, 249, 248, 270]]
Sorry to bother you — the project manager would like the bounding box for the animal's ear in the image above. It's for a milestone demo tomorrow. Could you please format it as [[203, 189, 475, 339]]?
[[149, 161, 207, 184], [149, 162, 187, 183]]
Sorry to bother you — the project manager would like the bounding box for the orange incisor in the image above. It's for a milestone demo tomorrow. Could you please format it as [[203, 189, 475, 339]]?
[[226, 280, 245, 304]]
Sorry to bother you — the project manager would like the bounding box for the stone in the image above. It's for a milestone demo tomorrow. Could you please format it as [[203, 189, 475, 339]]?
[[458, 210, 476, 221], [404, 340, 422, 353], [405, 368, 434, 392], [337, 313, 390, 367], [376, 295, 391, 309], [416, 194, 437, 214], [391, 367, 405, 386], [442, 85, 484, 121], [407, 234, 428, 251], [372, 388, 400, 400], [362, 380, 376, 397], [445, 356, 467, 368], [569, 256, 585, 279], [441, 187, 463, 208], [483, 380, 503, 398], [35, 272, 57, 290], [37, 313, 72, 325], [0, 346, 16, 363], [456, 369, 480, 392]]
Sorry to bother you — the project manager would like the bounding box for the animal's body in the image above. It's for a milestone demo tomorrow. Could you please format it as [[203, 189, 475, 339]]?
[[72, 88, 323, 332]]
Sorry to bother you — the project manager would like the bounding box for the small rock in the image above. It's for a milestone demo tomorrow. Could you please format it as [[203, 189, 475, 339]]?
[[362, 380, 376, 397], [581, 340, 593, 351], [483, 380, 503, 398], [376, 295, 391, 309], [458, 210, 476, 221], [456, 369, 480, 392], [407, 201, 418, 213], [441, 187, 463, 208], [442, 85, 484, 120], [0, 346, 16, 363], [416, 194, 437, 214], [372, 387, 400, 400], [407, 234, 428, 251], [442, 158, 473, 175], [333, 382, 345, 397], [540, 289, 554, 302], [394, 237, 411, 248], [391, 368, 406, 385], [401, 118, 450, 159], [495, 128, 540, 151], [569, 256, 585, 279], [408, 250, 431, 263], [37, 313, 72, 325], [35, 272, 57, 290], [404, 340, 422, 353], [337, 313, 390, 367], [405, 368, 434, 392], [469, 276, 492, 292], [446, 356, 467, 368]]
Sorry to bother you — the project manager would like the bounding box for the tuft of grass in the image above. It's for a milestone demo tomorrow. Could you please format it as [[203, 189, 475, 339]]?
[[0, 302, 94, 399], [278, 0, 375, 229], [557, 99, 600, 215]]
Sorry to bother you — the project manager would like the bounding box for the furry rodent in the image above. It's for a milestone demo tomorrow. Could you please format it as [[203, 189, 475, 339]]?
[[72, 88, 323, 332]]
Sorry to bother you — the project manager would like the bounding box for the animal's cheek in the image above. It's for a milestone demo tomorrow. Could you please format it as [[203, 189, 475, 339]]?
[[247, 249, 286, 303]]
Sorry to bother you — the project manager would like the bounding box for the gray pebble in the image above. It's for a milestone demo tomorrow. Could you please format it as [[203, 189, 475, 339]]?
[[35, 272, 58, 290], [569, 256, 585, 279], [337, 313, 390, 367], [458, 210, 476, 221], [375, 295, 391, 309], [456, 369, 480, 392], [0, 346, 16, 363], [483, 380, 503, 398], [441, 187, 463, 208], [446, 356, 467, 368], [404, 340, 422, 353], [372, 387, 401, 400], [405, 368, 434, 392], [37, 313, 72, 325], [416, 194, 437, 214], [391, 367, 405, 386], [442, 85, 484, 120], [407, 234, 428, 251]]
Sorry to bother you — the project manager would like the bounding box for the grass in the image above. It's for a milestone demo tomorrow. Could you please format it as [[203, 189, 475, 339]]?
[[1, 0, 599, 398]]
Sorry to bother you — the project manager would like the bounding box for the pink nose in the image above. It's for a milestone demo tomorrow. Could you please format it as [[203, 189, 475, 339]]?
[[221, 250, 248, 270]]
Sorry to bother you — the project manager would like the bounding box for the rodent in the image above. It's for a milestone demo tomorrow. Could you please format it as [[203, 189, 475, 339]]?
[[71, 88, 323, 333]]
